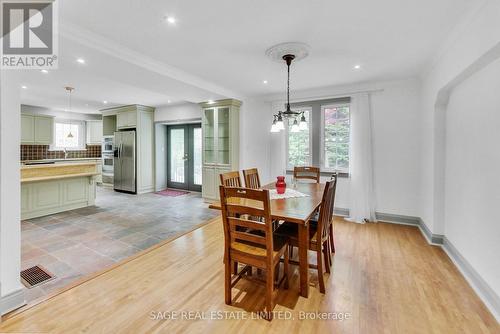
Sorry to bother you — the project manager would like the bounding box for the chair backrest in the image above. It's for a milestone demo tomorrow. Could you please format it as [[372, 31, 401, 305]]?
[[219, 186, 274, 259], [293, 166, 321, 183], [242, 168, 261, 189], [316, 176, 337, 244], [220, 171, 242, 187]]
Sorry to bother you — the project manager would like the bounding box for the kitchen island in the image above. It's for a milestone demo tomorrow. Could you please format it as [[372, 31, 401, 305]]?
[[21, 162, 99, 220]]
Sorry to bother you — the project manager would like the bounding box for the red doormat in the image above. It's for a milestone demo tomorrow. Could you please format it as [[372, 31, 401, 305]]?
[[155, 189, 190, 197]]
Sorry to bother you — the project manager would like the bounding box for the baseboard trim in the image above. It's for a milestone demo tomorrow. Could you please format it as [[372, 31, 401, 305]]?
[[442, 237, 500, 322], [1, 288, 25, 316], [333, 207, 349, 217]]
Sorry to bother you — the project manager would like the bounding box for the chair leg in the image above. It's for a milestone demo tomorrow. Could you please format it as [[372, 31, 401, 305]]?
[[232, 261, 238, 275], [225, 257, 232, 305], [284, 246, 289, 289], [265, 266, 274, 321], [317, 247, 325, 294], [323, 241, 331, 274], [274, 263, 280, 283], [327, 240, 333, 266], [329, 224, 335, 253]]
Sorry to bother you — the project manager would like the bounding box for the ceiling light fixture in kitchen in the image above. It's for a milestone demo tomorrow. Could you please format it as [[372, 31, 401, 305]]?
[[65, 87, 75, 138]]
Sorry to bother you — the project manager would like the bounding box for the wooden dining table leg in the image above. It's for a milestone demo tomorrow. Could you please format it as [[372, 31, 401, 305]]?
[[298, 222, 309, 298]]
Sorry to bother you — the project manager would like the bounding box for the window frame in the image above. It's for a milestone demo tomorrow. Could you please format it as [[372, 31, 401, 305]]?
[[320, 103, 351, 173], [50, 119, 87, 151], [285, 106, 313, 170]]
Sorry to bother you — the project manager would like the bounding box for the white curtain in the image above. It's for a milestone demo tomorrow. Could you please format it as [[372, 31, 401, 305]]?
[[345, 93, 377, 224]]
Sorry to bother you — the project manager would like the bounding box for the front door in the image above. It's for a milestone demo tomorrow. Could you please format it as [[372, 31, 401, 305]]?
[[167, 124, 202, 191]]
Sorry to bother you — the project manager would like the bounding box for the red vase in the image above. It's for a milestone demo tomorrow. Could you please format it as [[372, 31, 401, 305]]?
[[275, 176, 286, 194]]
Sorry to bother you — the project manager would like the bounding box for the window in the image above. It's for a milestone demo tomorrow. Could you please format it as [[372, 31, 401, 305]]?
[[321, 104, 350, 171], [286, 108, 311, 169], [51, 120, 86, 150]]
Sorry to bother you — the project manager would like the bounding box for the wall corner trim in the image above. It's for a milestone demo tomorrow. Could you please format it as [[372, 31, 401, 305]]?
[[1, 288, 26, 316], [442, 237, 500, 322]]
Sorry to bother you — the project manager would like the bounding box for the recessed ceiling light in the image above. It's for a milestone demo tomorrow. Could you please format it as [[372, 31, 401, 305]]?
[[41, 69, 48, 74], [263, 80, 268, 84], [167, 100, 171, 103], [76, 58, 85, 64], [103, 100, 108, 104], [21, 85, 27, 89], [354, 64, 361, 70], [207, 100, 215, 104], [165, 16, 176, 24]]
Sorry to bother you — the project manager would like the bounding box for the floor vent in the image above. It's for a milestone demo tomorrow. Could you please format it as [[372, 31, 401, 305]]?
[[21, 265, 55, 288]]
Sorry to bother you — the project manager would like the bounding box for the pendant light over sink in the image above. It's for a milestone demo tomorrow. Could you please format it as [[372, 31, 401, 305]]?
[[266, 42, 310, 133], [65, 86, 75, 138]]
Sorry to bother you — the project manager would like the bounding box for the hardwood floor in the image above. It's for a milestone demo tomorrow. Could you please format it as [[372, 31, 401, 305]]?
[[1, 217, 498, 333]]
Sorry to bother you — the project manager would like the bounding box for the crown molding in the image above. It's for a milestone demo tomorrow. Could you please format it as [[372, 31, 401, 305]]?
[[59, 22, 244, 101]]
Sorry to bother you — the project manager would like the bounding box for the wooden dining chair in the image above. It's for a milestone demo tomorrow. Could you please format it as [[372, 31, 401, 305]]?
[[327, 173, 338, 254], [219, 171, 242, 187], [219, 186, 289, 320], [293, 166, 321, 183], [275, 178, 337, 293], [242, 168, 261, 189]]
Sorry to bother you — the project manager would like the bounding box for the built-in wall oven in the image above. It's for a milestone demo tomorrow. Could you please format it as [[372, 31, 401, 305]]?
[[102, 136, 114, 185], [102, 153, 114, 173], [103, 136, 114, 153]]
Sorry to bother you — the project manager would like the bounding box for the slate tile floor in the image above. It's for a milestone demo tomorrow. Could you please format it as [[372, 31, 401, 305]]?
[[21, 186, 218, 303]]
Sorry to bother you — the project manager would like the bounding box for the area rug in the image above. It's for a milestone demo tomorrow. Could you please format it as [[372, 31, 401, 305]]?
[[155, 189, 190, 197]]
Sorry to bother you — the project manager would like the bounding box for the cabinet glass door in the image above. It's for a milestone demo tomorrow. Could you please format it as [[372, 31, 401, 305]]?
[[217, 107, 230, 164], [203, 109, 215, 164]]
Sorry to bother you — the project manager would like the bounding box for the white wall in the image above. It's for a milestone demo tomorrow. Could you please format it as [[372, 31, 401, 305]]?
[[443, 57, 500, 310], [267, 78, 421, 215], [420, 0, 500, 233], [0, 71, 25, 312], [239, 99, 272, 184], [154, 102, 201, 123]]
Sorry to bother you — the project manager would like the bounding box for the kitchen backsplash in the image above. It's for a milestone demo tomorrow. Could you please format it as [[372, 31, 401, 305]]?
[[20, 145, 101, 161]]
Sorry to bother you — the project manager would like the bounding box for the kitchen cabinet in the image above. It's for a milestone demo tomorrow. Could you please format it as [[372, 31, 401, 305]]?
[[199, 99, 240, 200], [21, 114, 35, 143], [21, 162, 97, 220], [22, 114, 54, 145], [116, 110, 137, 129], [102, 115, 116, 136], [86, 120, 103, 144]]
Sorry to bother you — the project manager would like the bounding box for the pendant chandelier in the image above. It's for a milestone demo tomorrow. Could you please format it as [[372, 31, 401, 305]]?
[[65, 86, 75, 138], [270, 54, 307, 133]]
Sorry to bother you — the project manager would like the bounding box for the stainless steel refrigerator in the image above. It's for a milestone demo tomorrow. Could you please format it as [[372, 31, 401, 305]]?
[[113, 131, 136, 193]]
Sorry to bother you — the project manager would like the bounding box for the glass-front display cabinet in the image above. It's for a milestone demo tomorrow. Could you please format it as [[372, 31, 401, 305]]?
[[200, 99, 241, 200]]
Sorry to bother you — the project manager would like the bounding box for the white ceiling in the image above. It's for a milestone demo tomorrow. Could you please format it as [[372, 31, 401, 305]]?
[[18, 0, 477, 113]]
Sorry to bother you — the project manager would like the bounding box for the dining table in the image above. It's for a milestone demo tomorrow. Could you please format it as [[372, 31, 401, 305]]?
[[208, 181, 326, 298]]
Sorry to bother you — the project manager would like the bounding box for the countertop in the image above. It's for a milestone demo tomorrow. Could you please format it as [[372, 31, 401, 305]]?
[[21, 162, 99, 183], [21, 161, 98, 170], [21, 157, 102, 165]]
